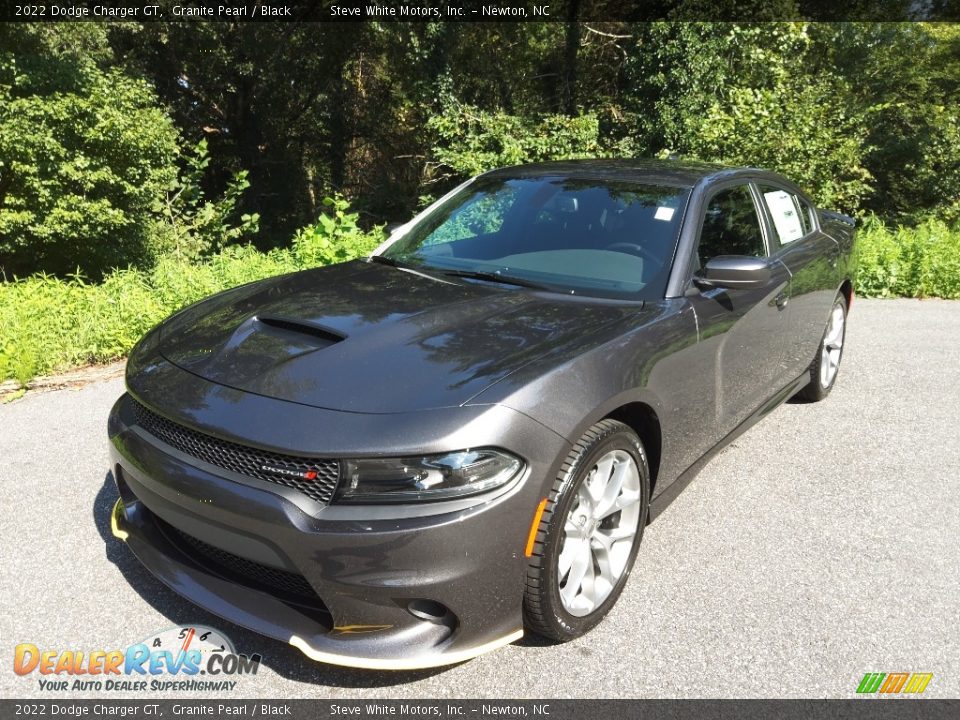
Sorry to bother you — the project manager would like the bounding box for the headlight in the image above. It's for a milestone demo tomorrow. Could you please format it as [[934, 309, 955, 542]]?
[[335, 449, 523, 504]]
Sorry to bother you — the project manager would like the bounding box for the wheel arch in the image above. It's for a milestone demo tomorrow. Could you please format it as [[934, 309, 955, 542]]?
[[604, 402, 662, 495], [839, 278, 854, 310]]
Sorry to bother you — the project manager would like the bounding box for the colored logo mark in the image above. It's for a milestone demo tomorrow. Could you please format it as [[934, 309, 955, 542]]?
[[856, 672, 933, 694]]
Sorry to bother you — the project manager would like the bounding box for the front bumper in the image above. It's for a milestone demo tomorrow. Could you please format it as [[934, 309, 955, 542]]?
[[108, 389, 567, 669]]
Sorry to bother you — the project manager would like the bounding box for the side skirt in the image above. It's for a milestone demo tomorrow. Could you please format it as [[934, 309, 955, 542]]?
[[648, 372, 809, 522]]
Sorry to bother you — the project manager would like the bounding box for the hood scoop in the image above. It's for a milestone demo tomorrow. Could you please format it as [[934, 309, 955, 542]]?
[[255, 315, 345, 347], [160, 313, 344, 381]]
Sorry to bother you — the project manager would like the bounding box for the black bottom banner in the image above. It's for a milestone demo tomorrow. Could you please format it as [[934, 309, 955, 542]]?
[[2, 700, 958, 720]]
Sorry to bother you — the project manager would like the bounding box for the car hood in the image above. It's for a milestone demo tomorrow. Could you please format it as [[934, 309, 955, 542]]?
[[156, 260, 641, 413]]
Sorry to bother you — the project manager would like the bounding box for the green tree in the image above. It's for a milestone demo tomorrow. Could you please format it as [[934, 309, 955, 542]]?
[[427, 98, 605, 182], [151, 139, 259, 261], [811, 23, 960, 223], [0, 25, 179, 278], [107, 19, 372, 243], [623, 23, 872, 212]]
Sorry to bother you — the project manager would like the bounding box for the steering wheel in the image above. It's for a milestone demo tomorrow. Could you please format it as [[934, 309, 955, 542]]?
[[605, 242, 663, 268]]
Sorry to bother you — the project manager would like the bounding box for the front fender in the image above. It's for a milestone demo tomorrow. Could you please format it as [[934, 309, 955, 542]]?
[[468, 298, 699, 493]]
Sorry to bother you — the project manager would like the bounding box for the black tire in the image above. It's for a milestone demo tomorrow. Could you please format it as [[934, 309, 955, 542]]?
[[523, 419, 650, 642], [795, 293, 848, 403]]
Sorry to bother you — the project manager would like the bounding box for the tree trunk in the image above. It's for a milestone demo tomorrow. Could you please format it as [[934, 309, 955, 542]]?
[[563, 2, 581, 116]]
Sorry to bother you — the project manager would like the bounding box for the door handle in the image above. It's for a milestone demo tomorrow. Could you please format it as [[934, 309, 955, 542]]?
[[775, 292, 788, 310]]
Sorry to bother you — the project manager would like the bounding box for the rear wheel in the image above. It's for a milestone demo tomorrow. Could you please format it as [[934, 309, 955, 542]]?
[[796, 293, 847, 402], [523, 420, 650, 642]]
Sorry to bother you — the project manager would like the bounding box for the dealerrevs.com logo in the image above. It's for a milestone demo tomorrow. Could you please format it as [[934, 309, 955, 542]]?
[[13, 626, 261, 693]]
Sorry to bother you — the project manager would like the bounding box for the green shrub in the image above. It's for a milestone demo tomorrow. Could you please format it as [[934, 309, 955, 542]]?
[[292, 195, 383, 266], [856, 217, 960, 299], [147, 139, 260, 262], [0, 26, 179, 278]]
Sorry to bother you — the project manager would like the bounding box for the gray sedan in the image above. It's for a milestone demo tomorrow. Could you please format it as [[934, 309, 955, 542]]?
[[109, 159, 856, 669]]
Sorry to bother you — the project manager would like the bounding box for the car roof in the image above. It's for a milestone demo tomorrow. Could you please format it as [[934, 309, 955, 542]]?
[[480, 158, 765, 188]]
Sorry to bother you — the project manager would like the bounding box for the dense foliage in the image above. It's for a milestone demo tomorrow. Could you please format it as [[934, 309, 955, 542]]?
[[2, 16, 960, 387], [856, 219, 960, 299], [4, 19, 960, 275], [626, 24, 874, 212], [0, 26, 179, 277]]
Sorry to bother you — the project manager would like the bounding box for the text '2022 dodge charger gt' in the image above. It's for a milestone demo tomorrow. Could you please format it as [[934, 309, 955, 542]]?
[[109, 160, 856, 669]]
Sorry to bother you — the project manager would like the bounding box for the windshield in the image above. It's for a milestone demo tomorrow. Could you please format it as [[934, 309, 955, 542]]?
[[382, 176, 690, 300]]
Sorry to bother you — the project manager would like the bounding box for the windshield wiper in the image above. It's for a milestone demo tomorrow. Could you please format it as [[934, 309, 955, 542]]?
[[440, 269, 551, 291], [368, 255, 406, 268], [369, 254, 458, 284], [372, 257, 550, 290]]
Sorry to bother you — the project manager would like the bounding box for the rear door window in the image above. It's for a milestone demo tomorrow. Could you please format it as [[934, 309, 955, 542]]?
[[758, 185, 814, 246]]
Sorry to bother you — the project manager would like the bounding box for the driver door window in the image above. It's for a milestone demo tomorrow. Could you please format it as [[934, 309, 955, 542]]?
[[697, 185, 766, 269]]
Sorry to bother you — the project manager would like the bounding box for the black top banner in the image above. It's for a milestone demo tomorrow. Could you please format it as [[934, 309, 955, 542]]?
[[3, 0, 960, 23]]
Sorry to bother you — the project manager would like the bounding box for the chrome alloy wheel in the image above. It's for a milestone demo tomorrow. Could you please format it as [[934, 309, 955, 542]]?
[[557, 449, 642, 616], [820, 302, 846, 389]]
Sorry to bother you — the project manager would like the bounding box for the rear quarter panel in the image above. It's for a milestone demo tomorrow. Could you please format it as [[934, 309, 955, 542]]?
[[820, 209, 859, 292]]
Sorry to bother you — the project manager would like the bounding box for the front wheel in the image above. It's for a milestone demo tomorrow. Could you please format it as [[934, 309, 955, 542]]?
[[795, 293, 847, 402], [523, 420, 650, 642]]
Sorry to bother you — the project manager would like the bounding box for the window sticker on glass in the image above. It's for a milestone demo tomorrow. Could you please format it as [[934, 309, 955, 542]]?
[[763, 190, 804, 244], [654, 206, 676, 222]]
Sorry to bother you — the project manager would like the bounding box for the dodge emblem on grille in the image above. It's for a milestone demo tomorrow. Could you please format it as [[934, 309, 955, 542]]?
[[260, 464, 318, 480]]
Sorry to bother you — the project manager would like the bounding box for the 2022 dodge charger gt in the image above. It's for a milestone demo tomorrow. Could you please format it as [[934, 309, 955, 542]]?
[[109, 160, 857, 670]]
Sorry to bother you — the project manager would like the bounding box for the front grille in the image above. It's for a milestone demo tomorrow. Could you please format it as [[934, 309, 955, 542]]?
[[158, 519, 327, 609], [132, 399, 340, 505]]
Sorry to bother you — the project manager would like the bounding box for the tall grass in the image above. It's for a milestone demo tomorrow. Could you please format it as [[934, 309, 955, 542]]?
[[0, 247, 298, 386], [1, 215, 958, 388], [856, 217, 960, 299], [0, 198, 382, 387]]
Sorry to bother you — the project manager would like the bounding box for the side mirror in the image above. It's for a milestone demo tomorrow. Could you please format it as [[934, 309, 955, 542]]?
[[695, 255, 771, 290]]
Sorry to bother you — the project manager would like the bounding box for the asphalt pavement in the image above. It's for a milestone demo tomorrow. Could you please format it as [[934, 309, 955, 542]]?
[[1, 298, 958, 699]]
